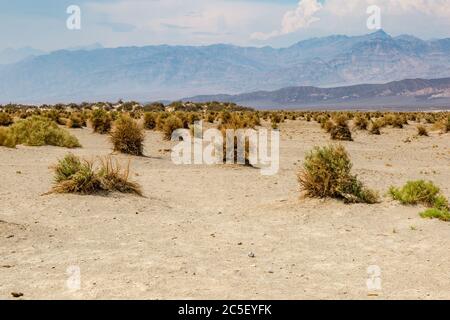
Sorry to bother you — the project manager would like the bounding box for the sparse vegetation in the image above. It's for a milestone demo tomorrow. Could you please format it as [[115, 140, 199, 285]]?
[[66, 112, 85, 129], [416, 125, 428, 136], [390, 180, 450, 222], [420, 208, 450, 222], [369, 120, 382, 135], [329, 115, 353, 141], [90, 109, 112, 134], [0, 116, 80, 148], [298, 145, 378, 204], [389, 180, 448, 209], [143, 112, 157, 130], [353, 115, 368, 130], [0, 127, 16, 147], [161, 115, 183, 140], [0, 112, 13, 126], [110, 115, 145, 156], [433, 115, 450, 133], [50, 153, 142, 196]]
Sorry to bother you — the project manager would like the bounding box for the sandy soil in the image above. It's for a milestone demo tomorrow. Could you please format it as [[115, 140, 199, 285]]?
[[1, 120, 449, 300]]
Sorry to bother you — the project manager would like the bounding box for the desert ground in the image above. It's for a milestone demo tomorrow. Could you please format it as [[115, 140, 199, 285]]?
[[1, 119, 449, 299]]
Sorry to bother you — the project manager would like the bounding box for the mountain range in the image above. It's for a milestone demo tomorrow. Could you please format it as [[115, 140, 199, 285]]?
[[1, 30, 450, 107], [0, 47, 46, 65], [184, 77, 450, 110]]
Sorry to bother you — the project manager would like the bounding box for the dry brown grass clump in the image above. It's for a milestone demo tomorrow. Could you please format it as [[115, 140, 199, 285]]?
[[298, 145, 378, 204], [416, 125, 428, 136], [217, 113, 256, 165], [205, 112, 216, 123], [323, 119, 334, 133], [384, 114, 406, 128], [220, 125, 252, 166], [143, 112, 157, 130], [0, 112, 13, 126], [432, 115, 450, 133], [161, 115, 183, 140], [0, 127, 16, 147], [110, 115, 145, 156], [330, 124, 353, 141], [353, 115, 368, 130], [50, 153, 142, 196], [369, 120, 382, 135], [66, 112, 86, 128]]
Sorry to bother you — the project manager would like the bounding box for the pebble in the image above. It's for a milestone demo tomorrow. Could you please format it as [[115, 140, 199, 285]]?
[[11, 292, 24, 298], [248, 252, 255, 258]]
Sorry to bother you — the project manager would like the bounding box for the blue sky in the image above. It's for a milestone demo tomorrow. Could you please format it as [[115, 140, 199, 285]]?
[[1, 0, 450, 51]]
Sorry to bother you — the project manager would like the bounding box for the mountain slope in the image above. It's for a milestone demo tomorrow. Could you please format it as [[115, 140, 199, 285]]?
[[184, 78, 450, 109], [0, 47, 45, 65], [1, 30, 450, 104]]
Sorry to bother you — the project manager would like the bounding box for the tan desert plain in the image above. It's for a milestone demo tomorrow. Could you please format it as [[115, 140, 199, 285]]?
[[0, 105, 449, 300]]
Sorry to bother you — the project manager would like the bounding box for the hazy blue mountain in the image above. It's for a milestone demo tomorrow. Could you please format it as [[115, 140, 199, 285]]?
[[64, 43, 104, 52], [185, 77, 450, 109], [1, 30, 450, 104], [0, 46, 45, 65]]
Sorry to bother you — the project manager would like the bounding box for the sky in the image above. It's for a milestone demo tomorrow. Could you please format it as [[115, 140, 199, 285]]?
[[1, 0, 450, 51]]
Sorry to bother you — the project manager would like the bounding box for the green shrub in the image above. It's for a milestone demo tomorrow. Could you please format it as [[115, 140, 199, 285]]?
[[3, 116, 80, 148], [110, 115, 144, 156], [52, 155, 100, 194], [50, 154, 142, 196], [389, 180, 448, 209], [54, 153, 83, 182], [390, 180, 450, 222], [420, 208, 450, 222], [298, 145, 378, 203]]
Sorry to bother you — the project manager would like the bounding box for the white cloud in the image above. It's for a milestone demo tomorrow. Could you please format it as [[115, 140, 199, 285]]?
[[85, 0, 289, 46], [281, 0, 322, 34], [324, 0, 450, 17], [251, 0, 322, 40], [251, 0, 450, 41], [3, 0, 450, 51]]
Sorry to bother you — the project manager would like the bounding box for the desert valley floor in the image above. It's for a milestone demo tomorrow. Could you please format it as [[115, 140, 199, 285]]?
[[1, 120, 449, 299]]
